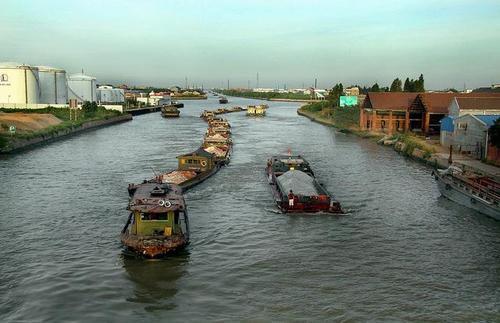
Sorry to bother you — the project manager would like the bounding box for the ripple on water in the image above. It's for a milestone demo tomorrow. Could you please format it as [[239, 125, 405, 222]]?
[[1, 97, 500, 321]]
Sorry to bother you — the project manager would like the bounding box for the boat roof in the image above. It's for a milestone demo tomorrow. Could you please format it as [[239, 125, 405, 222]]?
[[177, 147, 215, 159], [129, 182, 185, 213]]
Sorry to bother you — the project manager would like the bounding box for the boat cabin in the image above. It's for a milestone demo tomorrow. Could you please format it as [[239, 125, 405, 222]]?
[[269, 155, 314, 177], [127, 183, 188, 238], [177, 147, 216, 172]]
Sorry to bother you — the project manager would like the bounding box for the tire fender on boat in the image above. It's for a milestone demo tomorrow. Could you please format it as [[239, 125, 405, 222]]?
[[201, 160, 207, 167], [158, 200, 171, 207]]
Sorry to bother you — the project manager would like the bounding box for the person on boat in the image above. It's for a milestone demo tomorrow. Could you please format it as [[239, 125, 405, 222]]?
[[288, 190, 295, 208]]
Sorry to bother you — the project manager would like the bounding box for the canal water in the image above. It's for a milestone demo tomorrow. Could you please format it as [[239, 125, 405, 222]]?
[[1, 96, 499, 322]]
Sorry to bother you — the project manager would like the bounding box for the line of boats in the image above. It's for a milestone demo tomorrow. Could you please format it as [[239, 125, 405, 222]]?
[[122, 106, 345, 258], [160, 101, 184, 118], [121, 110, 233, 258]]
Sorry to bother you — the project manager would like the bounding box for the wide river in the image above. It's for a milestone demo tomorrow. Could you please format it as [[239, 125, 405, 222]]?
[[1, 96, 499, 322]]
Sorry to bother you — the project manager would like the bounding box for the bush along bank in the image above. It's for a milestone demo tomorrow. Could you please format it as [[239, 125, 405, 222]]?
[[298, 102, 444, 167], [0, 104, 130, 153], [297, 101, 362, 133]]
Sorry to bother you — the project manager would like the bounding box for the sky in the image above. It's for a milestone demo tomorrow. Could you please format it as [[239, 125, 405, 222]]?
[[1, 0, 499, 90]]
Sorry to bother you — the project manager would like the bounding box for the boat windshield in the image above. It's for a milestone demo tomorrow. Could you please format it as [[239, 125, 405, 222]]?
[[140, 212, 170, 221]]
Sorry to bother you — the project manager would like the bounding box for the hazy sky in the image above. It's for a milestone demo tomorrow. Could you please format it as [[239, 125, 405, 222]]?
[[1, 0, 499, 89]]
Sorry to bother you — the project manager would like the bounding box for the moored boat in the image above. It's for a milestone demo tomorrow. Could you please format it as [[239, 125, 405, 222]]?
[[433, 166, 500, 220], [266, 155, 342, 213], [121, 182, 189, 258]]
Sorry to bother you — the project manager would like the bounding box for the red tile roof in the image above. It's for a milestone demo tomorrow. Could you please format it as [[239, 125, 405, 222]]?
[[416, 92, 500, 114], [362, 92, 420, 111], [455, 97, 500, 110]]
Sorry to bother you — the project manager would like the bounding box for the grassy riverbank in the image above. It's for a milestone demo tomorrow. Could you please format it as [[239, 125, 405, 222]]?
[[0, 106, 122, 150], [298, 101, 361, 131], [220, 89, 313, 100], [298, 101, 438, 163]]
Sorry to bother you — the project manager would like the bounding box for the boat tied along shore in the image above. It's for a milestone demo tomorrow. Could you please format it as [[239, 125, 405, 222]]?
[[433, 165, 500, 220], [122, 108, 234, 258], [121, 182, 190, 258], [266, 154, 342, 214]]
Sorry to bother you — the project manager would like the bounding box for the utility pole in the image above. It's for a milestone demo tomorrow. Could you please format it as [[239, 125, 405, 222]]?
[[314, 78, 317, 89], [227, 79, 229, 90], [185, 76, 188, 89], [256, 72, 259, 88]]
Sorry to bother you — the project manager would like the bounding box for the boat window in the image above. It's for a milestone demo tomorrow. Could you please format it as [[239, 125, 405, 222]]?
[[141, 212, 168, 221]]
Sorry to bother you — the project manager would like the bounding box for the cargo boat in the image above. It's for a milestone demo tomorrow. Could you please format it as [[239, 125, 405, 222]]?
[[433, 166, 500, 220], [158, 148, 222, 191], [247, 105, 266, 116], [121, 182, 190, 258], [161, 106, 180, 118], [171, 101, 184, 108], [219, 96, 228, 104], [266, 155, 342, 213]]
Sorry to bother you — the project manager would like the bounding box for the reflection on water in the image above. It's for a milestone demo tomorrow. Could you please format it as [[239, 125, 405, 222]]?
[[0, 95, 499, 321], [122, 252, 190, 312]]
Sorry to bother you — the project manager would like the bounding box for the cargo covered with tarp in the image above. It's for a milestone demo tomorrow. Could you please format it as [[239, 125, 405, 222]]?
[[276, 170, 324, 197]]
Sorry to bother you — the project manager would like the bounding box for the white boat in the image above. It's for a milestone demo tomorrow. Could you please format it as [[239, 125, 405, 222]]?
[[433, 166, 500, 220]]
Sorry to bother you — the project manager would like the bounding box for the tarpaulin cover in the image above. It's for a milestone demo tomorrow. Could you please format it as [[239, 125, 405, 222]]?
[[276, 170, 319, 196]]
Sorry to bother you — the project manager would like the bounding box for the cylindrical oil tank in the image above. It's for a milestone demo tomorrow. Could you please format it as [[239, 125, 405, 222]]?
[[97, 85, 113, 103], [36, 66, 68, 104], [0, 62, 40, 104], [67, 73, 97, 103], [97, 86, 125, 103]]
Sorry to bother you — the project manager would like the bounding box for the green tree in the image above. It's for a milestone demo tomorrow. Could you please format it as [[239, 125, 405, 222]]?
[[390, 78, 402, 92], [403, 78, 410, 92], [489, 118, 500, 148], [327, 83, 344, 106], [415, 74, 425, 92], [371, 83, 380, 92]]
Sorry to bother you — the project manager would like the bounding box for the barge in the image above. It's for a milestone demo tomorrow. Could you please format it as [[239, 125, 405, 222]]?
[[247, 104, 267, 116], [121, 182, 190, 258], [161, 106, 180, 118], [219, 96, 228, 104], [266, 154, 342, 213], [433, 166, 500, 220]]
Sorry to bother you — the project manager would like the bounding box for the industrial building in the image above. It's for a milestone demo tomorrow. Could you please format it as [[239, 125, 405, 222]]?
[[67, 73, 97, 103], [0, 62, 41, 105], [36, 65, 68, 104], [96, 85, 125, 103]]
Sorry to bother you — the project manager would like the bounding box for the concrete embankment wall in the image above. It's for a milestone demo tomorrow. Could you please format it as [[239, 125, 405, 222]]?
[[1, 114, 132, 153]]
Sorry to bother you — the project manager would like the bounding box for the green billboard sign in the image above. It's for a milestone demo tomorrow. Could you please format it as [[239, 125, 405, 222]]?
[[339, 96, 358, 107]]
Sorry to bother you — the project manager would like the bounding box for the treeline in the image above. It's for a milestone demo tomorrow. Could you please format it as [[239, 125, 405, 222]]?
[[350, 74, 425, 94]]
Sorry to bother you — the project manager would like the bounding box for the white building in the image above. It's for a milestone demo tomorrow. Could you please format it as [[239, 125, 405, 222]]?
[[96, 85, 125, 103], [448, 97, 500, 118]]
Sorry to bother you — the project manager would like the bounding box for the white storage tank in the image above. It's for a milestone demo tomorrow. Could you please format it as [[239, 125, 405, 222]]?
[[0, 62, 40, 104], [67, 72, 96, 103], [97, 85, 125, 103], [36, 66, 68, 104]]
